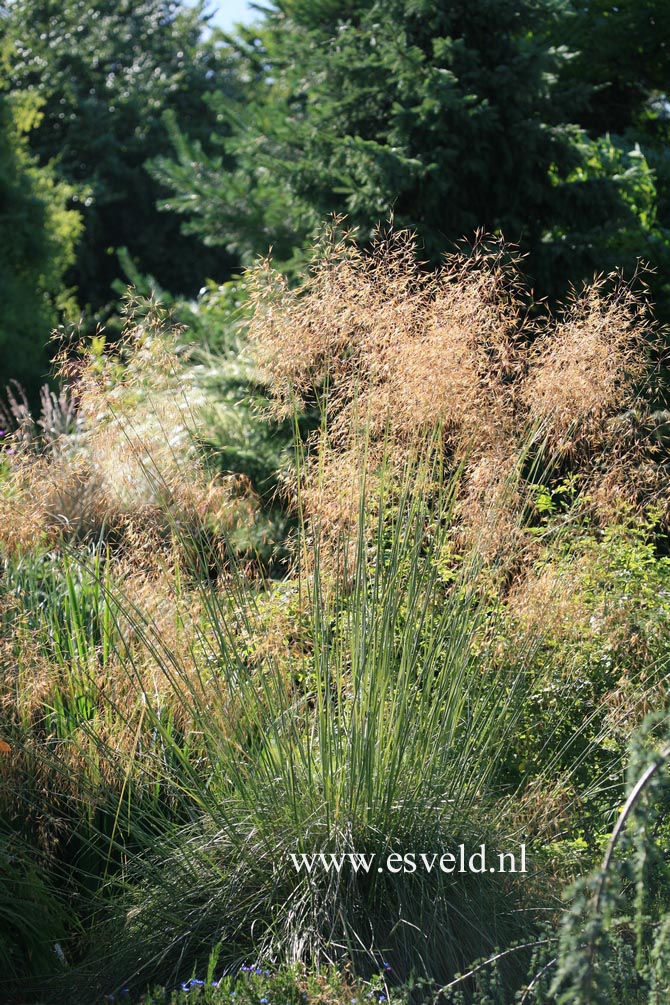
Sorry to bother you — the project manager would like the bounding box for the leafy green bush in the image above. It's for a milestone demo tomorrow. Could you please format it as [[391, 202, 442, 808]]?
[[498, 511, 670, 843], [0, 90, 81, 395]]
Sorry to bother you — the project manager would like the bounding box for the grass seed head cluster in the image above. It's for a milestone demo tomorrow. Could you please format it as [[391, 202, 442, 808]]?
[[248, 229, 658, 570], [0, 297, 259, 563]]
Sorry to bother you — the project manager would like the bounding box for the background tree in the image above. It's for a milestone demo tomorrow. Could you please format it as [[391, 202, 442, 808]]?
[[0, 85, 81, 394], [560, 0, 670, 317], [4, 0, 236, 315], [150, 0, 662, 307], [567, 0, 670, 134]]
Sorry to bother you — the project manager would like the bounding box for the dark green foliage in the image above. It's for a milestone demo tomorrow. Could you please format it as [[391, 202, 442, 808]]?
[[567, 1, 670, 135], [557, 0, 670, 317], [153, 0, 576, 266], [4, 0, 235, 312], [0, 825, 73, 989], [150, 0, 660, 305], [0, 88, 81, 393]]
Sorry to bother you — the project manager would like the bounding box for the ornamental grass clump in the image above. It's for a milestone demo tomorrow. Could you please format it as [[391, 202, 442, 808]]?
[[247, 228, 659, 572], [69, 451, 558, 1003]]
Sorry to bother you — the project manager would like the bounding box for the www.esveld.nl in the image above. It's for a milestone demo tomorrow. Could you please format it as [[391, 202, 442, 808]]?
[[289, 845, 527, 875]]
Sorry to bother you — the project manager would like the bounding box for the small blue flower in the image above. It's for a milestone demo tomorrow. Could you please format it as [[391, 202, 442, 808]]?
[[382, 962, 391, 970], [260, 998, 268, 1003]]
